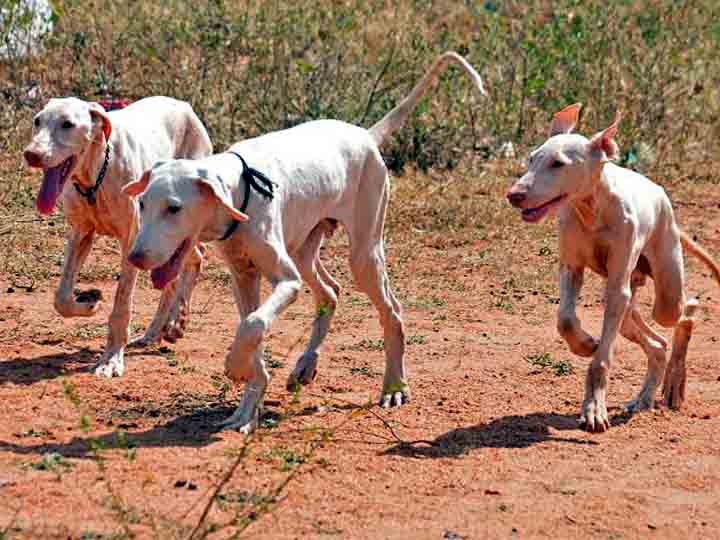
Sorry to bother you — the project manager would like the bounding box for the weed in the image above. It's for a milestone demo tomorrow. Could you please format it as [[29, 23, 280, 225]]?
[[527, 352, 554, 368], [551, 358, 574, 376], [409, 295, 447, 310], [115, 432, 137, 462], [349, 366, 375, 378], [407, 334, 426, 345], [527, 353, 574, 376], [262, 446, 307, 472], [264, 347, 284, 370], [341, 338, 384, 352], [31, 452, 70, 472], [157, 346, 177, 367]]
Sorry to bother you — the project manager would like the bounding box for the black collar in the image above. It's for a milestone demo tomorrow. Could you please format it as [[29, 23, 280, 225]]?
[[219, 151, 275, 241], [74, 142, 110, 205]]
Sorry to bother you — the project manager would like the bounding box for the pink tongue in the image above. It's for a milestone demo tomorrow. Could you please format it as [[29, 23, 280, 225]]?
[[151, 264, 175, 290], [36, 162, 67, 215]]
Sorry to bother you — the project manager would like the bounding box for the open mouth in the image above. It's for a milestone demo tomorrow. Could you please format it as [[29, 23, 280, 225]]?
[[36, 156, 76, 215], [150, 238, 190, 290], [521, 194, 567, 223]]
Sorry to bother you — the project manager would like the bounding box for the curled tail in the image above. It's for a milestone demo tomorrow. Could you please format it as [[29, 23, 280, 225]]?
[[368, 51, 486, 147], [680, 230, 720, 286]]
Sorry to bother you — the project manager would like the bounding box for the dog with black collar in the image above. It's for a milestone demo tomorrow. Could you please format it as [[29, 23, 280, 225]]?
[[24, 96, 213, 376], [123, 52, 486, 433]]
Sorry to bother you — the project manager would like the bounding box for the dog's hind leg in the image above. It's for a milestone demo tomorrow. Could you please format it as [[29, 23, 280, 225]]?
[[287, 221, 340, 390], [620, 290, 667, 413], [662, 298, 699, 410], [348, 160, 408, 408]]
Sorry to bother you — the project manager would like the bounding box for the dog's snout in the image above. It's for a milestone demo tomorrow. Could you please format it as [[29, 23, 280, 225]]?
[[506, 191, 527, 207], [24, 150, 43, 168], [128, 249, 150, 270]]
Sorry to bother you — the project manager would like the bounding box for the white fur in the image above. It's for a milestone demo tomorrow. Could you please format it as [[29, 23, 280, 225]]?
[[24, 96, 213, 377], [507, 103, 720, 432], [125, 52, 485, 433]]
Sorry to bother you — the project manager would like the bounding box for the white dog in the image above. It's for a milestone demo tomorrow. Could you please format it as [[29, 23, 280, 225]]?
[[507, 103, 720, 432], [123, 52, 485, 433], [24, 96, 213, 376]]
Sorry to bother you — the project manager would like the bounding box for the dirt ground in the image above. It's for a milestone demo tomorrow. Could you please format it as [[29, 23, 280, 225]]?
[[1, 180, 720, 540]]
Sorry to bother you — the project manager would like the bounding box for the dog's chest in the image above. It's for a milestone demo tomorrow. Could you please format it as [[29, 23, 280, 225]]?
[[582, 237, 652, 279], [65, 194, 130, 238]]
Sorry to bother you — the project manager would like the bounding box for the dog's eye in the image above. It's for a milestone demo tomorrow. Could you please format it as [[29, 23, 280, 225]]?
[[61, 120, 74, 129], [168, 205, 181, 215], [551, 160, 565, 168]]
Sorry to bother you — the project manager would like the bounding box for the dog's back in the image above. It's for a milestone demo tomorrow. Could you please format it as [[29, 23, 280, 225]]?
[[109, 96, 212, 163]]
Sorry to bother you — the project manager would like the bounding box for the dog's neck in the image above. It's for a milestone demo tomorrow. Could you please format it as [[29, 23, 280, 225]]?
[[199, 207, 241, 243], [74, 135, 110, 188], [567, 164, 613, 230]]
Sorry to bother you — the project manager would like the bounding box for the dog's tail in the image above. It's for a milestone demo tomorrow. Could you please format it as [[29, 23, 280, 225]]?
[[680, 230, 720, 286], [368, 51, 486, 147]]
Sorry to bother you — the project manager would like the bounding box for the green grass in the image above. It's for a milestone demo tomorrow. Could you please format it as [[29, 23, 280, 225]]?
[[527, 352, 575, 376]]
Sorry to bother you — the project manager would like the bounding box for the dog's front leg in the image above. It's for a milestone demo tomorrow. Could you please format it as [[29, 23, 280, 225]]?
[[94, 241, 138, 377], [557, 264, 597, 357], [54, 227, 100, 317], [580, 247, 638, 432], [219, 248, 301, 434]]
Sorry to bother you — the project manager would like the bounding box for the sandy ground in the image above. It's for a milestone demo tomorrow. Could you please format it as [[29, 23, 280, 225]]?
[[1, 190, 720, 540]]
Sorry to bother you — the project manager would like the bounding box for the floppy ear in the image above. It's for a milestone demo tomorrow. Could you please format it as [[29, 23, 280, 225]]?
[[123, 170, 151, 197], [549, 103, 582, 136], [589, 111, 621, 161], [196, 176, 249, 222], [88, 102, 112, 142]]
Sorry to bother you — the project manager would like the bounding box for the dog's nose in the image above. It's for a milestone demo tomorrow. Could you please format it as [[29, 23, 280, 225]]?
[[127, 250, 150, 270], [24, 150, 43, 168], [506, 191, 527, 207]]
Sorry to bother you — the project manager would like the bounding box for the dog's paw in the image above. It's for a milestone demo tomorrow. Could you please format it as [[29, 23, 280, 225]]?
[[56, 289, 102, 317], [217, 414, 259, 435], [216, 390, 262, 435], [379, 382, 410, 408], [94, 350, 125, 378], [286, 352, 319, 391], [127, 333, 159, 349], [579, 398, 609, 433], [662, 369, 686, 410], [163, 302, 190, 343], [74, 289, 103, 315], [569, 336, 598, 358], [74, 288, 103, 305]]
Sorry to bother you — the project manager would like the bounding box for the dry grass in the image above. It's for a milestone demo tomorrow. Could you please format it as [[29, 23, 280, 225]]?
[[2, 0, 718, 288]]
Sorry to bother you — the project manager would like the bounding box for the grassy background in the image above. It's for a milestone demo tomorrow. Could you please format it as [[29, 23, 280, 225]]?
[[1, 0, 719, 286]]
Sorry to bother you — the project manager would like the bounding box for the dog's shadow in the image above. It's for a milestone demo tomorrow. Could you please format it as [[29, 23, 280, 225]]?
[[0, 402, 242, 459], [0, 348, 165, 386], [384, 410, 632, 458]]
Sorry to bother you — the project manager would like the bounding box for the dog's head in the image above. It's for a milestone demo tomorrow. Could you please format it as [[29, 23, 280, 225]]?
[[122, 159, 248, 289], [24, 97, 112, 215], [506, 103, 620, 223]]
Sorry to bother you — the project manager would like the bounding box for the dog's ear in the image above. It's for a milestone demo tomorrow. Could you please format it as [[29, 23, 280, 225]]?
[[549, 103, 582, 136], [123, 170, 151, 197], [195, 176, 249, 222], [589, 111, 621, 162], [87, 102, 112, 142]]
